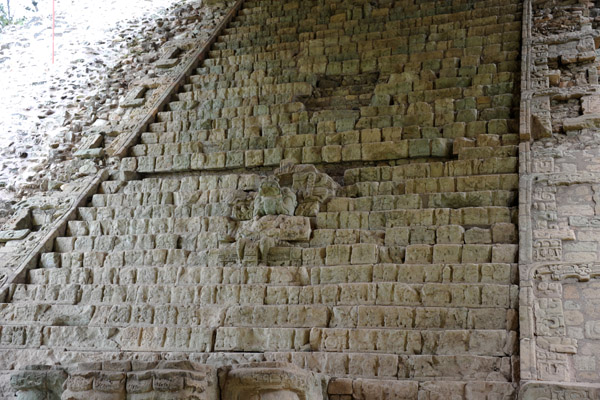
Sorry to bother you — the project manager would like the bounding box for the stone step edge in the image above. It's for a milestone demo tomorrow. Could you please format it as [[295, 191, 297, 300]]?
[[0, 349, 515, 383], [0, 170, 109, 301], [106, 0, 246, 158]]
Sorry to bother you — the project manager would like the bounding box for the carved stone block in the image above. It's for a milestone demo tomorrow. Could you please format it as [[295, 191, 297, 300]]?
[[221, 362, 324, 400]]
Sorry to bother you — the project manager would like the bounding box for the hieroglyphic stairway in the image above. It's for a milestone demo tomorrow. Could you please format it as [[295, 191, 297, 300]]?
[[0, 0, 523, 398]]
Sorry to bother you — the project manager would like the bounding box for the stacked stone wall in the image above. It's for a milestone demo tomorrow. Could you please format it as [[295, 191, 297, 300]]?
[[0, 0, 523, 398]]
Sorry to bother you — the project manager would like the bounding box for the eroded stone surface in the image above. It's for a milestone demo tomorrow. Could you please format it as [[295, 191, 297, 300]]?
[[520, 0, 600, 389]]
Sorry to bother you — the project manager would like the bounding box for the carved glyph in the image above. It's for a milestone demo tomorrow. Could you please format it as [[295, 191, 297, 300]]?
[[520, 382, 600, 400], [221, 362, 325, 400]]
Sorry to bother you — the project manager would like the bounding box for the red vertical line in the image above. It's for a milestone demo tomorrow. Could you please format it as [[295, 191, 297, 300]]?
[[52, 0, 55, 63]]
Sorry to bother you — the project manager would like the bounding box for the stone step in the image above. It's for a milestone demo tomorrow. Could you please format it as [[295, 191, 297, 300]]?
[[0, 303, 514, 331], [214, 19, 521, 55], [318, 242, 517, 265], [139, 105, 516, 144], [7, 282, 518, 309], [132, 131, 452, 156], [67, 216, 236, 237], [91, 188, 264, 207], [76, 201, 515, 225], [53, 233, 219, 253], [50, 231, 516, 265], [211, 39, 519, 70], [0, 323, 515, 356], [77, 204, 239, 221], [343, 157, 518, 186], [114, 173, 261, 193], [458, 145, 518, 160], [154, 82, 516, 122], [317, 205, 516, 230], [63, 211, 518, 238], [343, 177, 518, 198], [0, 349, 515, 384], [0, 323, 516, 360], [221, 6, 521, 39], [311, 224, 517, 246], [403, 174, 518, 195], [125, 139, 456, 174], [153, 102, 306, 124], [186, 71, 315, 90], [169, 82, 314, 102], [31, 259, 516, 285], [216, 326, 516, 356], [0, 348, 515, 384]]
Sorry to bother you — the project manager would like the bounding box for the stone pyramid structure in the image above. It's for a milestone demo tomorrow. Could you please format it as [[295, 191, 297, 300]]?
[[1, 0, 600, 398]]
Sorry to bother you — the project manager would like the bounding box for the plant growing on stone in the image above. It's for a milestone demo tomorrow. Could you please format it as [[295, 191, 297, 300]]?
[[0, 0, 38, 29]]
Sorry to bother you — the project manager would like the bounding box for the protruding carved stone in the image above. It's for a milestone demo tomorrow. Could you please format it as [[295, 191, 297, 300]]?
[[10, 365, 66, 400], [236, 215, 311, 264], [0, 229, 31, 243], [535, 263, 600, 282], [3, 208, 32, 231], [519, 381, 600, 400], [253, 177, 297, 218], [220, 362, 325, 400], [61, 360, 218, 399], [275, 160, 339, 217]]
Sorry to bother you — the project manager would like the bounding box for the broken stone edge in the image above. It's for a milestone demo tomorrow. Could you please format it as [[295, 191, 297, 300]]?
[[519, 381, 600, 399]]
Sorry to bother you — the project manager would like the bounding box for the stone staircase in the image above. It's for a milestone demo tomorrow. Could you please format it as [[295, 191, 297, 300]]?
[[0, 0, 522, 398]]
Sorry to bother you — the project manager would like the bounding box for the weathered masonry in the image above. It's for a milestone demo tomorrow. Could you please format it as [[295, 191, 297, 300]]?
[[0, 0, 599, 398]]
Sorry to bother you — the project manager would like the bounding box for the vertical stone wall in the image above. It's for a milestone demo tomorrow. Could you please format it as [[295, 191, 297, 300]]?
[[520, 0, 600, 396]]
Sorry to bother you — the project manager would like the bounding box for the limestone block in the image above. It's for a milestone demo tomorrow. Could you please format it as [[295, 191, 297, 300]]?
[[137, 156, 155, 173], [55, 237, 75, 252], [432, 244, 462, 263], [245, 149, 264, 167], [342, 144, 362, 161], [491, 244, 518, 263], [465, 228, 492, 244], [491, 223, 517, 243], [328, 378, 352, 395], [11, 366, 67, 400], [222, 363, 324, 400], [339, 283, 376, 305], [385, 228, 410, 246], [264, 148, 283, 166], [462, 244, 492, 263], [215, 327, 309, 352], [436, 225, 464, 244], [324, 245, 350, 267], [352, 379, 418, 400], [405, 245, 432, 264], [362, 141, 408, 161], [40, 253, 61, 269], [350, 243, 378, 264], [322, 145, 342, 163], [376, 283, 419, 305], [408, 139, 431, 158]]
